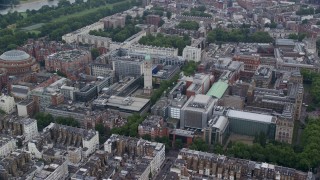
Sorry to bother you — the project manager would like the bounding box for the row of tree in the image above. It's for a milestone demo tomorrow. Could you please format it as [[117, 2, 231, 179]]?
[[207, 28, 274, 43], [176, 20, 199, 30], [110, 113, 147, 137], [182, 61, 198, 76], [35, 112, 80, 130], [0, 0, 140, 54], [0, 28, 37, 55], [40, 0, 140, 41], [288, 33, 307, 42], [89, 20, 141, 42], [138, 33, 191, 55], [301, 69, 320, 107], [182, 5, 211, 17], [1, 0, 129, 28], [296, 7, 320, 15], [189, 117, 320, 172]]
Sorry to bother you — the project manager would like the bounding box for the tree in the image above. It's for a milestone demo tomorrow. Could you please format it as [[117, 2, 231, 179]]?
[[138, 33, 191, 55], [55, 117, 80, 127], [91, 48, 100, 60], [35, 112, 54, 131], [176, 20, 199, 30], [166, 11, 172, 19], [182, 61, 197, 76], [142, 134, 152, 141], [190, 139, 209, 152], [95, 123, 110, 144], [175, 139, 183, 149], [302, 19, 309, 24], [258, 132, 267, 147]]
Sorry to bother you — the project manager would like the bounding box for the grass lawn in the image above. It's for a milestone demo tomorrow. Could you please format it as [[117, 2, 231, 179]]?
[[52, 0, 131, 23]]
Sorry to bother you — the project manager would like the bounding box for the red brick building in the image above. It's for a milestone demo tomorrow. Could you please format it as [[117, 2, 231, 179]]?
[[138, 115, 167, 139], [45, 50, 92, 80], [0, 68, 8, 90], [233, 54, 260, 72], [146, 15, 161, 27]]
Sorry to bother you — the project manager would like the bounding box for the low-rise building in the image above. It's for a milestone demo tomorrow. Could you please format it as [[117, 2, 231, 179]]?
[[105, 96, 151, 117], [172, 148, 312, 179], [0, 136, 17, 157], [34, 159, 68, 180], [128, 44, 178, 57], [104, 134, 165, 179], [0, 116, 39, 142]]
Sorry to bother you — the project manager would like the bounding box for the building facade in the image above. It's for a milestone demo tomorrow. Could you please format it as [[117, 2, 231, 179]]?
[[0, 95, 15, 114], [180, 94, 216, 129], [182, 46, 202, 62]]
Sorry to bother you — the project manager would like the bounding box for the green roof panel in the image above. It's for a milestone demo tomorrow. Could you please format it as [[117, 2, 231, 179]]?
[[206, 80, 228, 99]]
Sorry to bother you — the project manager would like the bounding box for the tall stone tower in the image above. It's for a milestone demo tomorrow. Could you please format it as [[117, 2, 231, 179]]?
[[144, 54, 152, 95]]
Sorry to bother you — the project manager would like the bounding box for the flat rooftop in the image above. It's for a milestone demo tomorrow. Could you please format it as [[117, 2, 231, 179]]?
[[106, 96, 150, 111], [193, 94, 212, 105], [227, 110, 274, 124]]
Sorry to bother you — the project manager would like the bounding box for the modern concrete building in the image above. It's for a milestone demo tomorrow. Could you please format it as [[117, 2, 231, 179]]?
[[226, 109, 277, 139], [17, 99, 35, 117], [105, 96, 151, 117], [180, 73, 214, 98], [112, 56, 144, 79], [203, 115, 230, 145], [169, 94, 188, 119], [180, 94, 216, 129]]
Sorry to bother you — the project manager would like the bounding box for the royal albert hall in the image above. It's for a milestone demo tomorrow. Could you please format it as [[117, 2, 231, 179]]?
[[0, 50, 37, 75]]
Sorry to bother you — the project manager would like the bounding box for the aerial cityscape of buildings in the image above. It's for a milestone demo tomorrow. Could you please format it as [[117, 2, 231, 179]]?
[[0, 0, 319, 179]]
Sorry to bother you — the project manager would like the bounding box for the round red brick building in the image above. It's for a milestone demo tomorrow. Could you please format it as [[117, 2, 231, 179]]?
[[0, 50, 37, 75]]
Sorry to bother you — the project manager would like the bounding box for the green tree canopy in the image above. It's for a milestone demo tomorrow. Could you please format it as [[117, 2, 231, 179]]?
[[35, 112, 54, 131], [56, 117, 80, 127], [176, 20, 199, 30]]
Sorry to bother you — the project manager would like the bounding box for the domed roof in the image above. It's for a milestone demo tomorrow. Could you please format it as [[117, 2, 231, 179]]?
[[0, 50, 30, 61]]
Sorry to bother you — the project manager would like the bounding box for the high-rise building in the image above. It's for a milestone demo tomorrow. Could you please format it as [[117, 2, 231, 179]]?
[[144, 54, 153, 95]]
